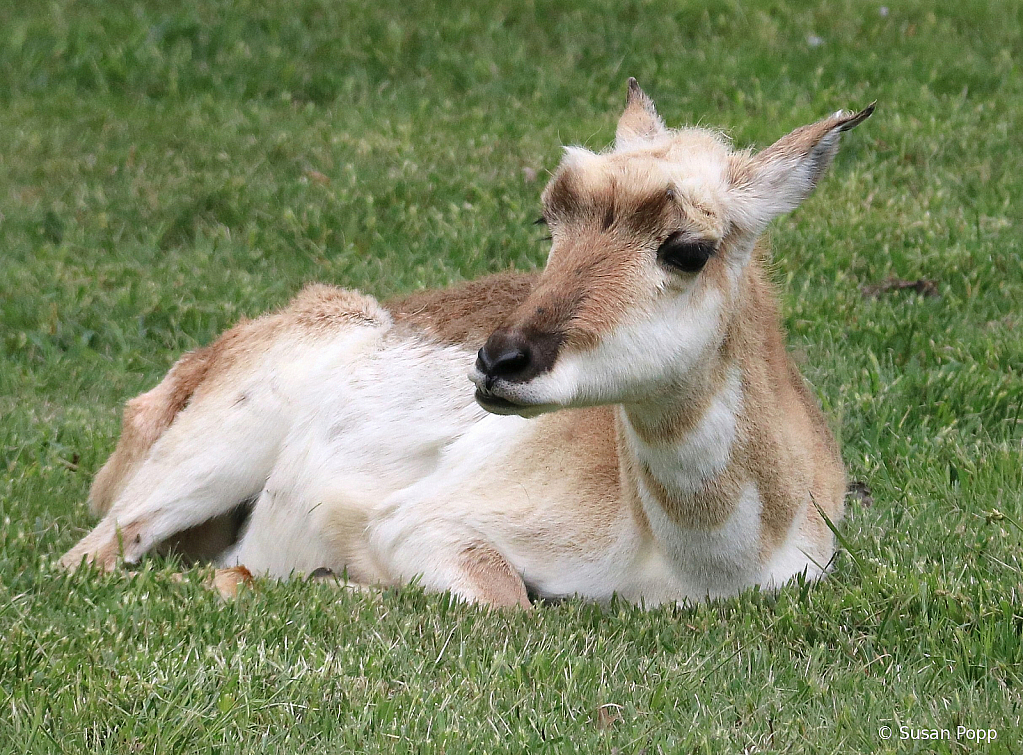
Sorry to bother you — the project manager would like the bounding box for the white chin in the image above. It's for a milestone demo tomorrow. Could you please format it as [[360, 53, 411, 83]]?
[[473, 390, 558, 418]]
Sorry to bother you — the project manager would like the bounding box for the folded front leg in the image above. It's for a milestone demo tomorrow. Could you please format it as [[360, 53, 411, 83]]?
[[369, 501, 530, 609]]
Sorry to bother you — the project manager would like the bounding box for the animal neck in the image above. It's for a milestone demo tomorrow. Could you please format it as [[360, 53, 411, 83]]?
[[617, 354, 747, 531], [616, 265, 770, 535], [612, 274, 778, 592]]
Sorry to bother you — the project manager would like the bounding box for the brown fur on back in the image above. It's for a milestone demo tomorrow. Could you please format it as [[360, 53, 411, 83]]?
[[386, 271, 536, 347]]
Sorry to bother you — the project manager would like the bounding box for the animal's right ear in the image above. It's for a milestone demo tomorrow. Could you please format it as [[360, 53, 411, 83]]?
[[727, 103, 874, 231], [615, 78, 667, 151]]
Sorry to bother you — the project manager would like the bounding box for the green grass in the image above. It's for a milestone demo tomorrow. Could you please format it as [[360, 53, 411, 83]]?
[[2, 0, 1022, 751]]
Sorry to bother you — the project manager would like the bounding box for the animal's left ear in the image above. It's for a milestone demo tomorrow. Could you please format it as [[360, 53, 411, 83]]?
[[727, 103, 874, 231], [615, 78, 667, 150]]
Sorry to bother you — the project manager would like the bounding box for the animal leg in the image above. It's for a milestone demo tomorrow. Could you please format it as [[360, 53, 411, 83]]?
[[60, 389, 286, 571], [369, 511, 530, 609]]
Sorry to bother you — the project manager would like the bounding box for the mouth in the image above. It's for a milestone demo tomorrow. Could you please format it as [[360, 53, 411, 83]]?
[[474, 388, 528, 414], [469, 368, 558, 417], [473, 386, 560, 419]]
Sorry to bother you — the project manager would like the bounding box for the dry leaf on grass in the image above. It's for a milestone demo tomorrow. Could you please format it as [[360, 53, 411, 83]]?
[[208, 565, 254, 600], [304, 169, 330, 185], [595, 703, 623, 731], [846, 480, 874, 507]]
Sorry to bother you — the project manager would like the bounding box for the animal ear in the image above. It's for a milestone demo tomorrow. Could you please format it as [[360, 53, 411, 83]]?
[[615, 78, 667, 150], [727, 103, 874, 231]]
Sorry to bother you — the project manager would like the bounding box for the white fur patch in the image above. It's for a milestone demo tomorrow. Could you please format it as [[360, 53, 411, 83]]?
[[638, 480, 763, 598], [228, 336, 488, 577], [561, 145, 601, 170], [489, 284, 726, 411], [622, 368, 742, 496]]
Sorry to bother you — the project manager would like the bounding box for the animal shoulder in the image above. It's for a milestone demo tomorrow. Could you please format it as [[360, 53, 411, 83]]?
[[384, 271, 537, 348]]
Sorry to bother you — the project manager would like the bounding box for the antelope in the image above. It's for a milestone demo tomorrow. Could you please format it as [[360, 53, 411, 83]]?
[[60, 80, 872, 608]]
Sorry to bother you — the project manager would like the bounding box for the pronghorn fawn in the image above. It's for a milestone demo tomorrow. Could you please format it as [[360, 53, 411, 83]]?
[[61, 80, 872, 607]]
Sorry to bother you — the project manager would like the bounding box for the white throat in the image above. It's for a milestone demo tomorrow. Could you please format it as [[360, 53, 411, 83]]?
[[620, 367, 764, 595], [621, 366, 743, 501]]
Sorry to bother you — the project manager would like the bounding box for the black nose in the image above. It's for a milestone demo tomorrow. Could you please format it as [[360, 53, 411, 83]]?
[[477, 330, 532, 383]]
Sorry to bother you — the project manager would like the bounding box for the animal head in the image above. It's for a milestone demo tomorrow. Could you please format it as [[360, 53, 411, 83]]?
[[471, 79, 872, 417]]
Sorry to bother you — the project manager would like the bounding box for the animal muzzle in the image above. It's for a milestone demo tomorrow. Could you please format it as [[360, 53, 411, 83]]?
[[475, 328, 563, 389]]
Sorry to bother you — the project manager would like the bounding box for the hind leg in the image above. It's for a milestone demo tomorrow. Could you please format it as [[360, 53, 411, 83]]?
[[60, 387, 287, 571]]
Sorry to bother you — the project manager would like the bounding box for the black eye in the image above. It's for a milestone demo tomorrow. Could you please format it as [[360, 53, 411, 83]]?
[[657, 233, 715, 273]]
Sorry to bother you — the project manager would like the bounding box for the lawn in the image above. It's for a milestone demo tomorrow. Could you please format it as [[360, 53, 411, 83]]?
[[1, 0, 1021, 751]]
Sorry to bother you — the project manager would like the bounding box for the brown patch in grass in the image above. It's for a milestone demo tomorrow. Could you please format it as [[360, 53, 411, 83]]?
[[860, 277, 939, 298], [846, 480, 874, 507], [595, 703, 624, 731]]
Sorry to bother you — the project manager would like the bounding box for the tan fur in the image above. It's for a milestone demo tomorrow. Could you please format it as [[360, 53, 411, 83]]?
[[458, 543, 530, 609], [731, 260, 846, 548], [610, 247, 845, 567], [616, 77, 666, 145], [744, 105, 874, 186], [68, 82, 868, 603], [289, 283, 391, 331], [387, 271, 536, 345], [498, 134, 732, 351], [503, 406, 629, 555]]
